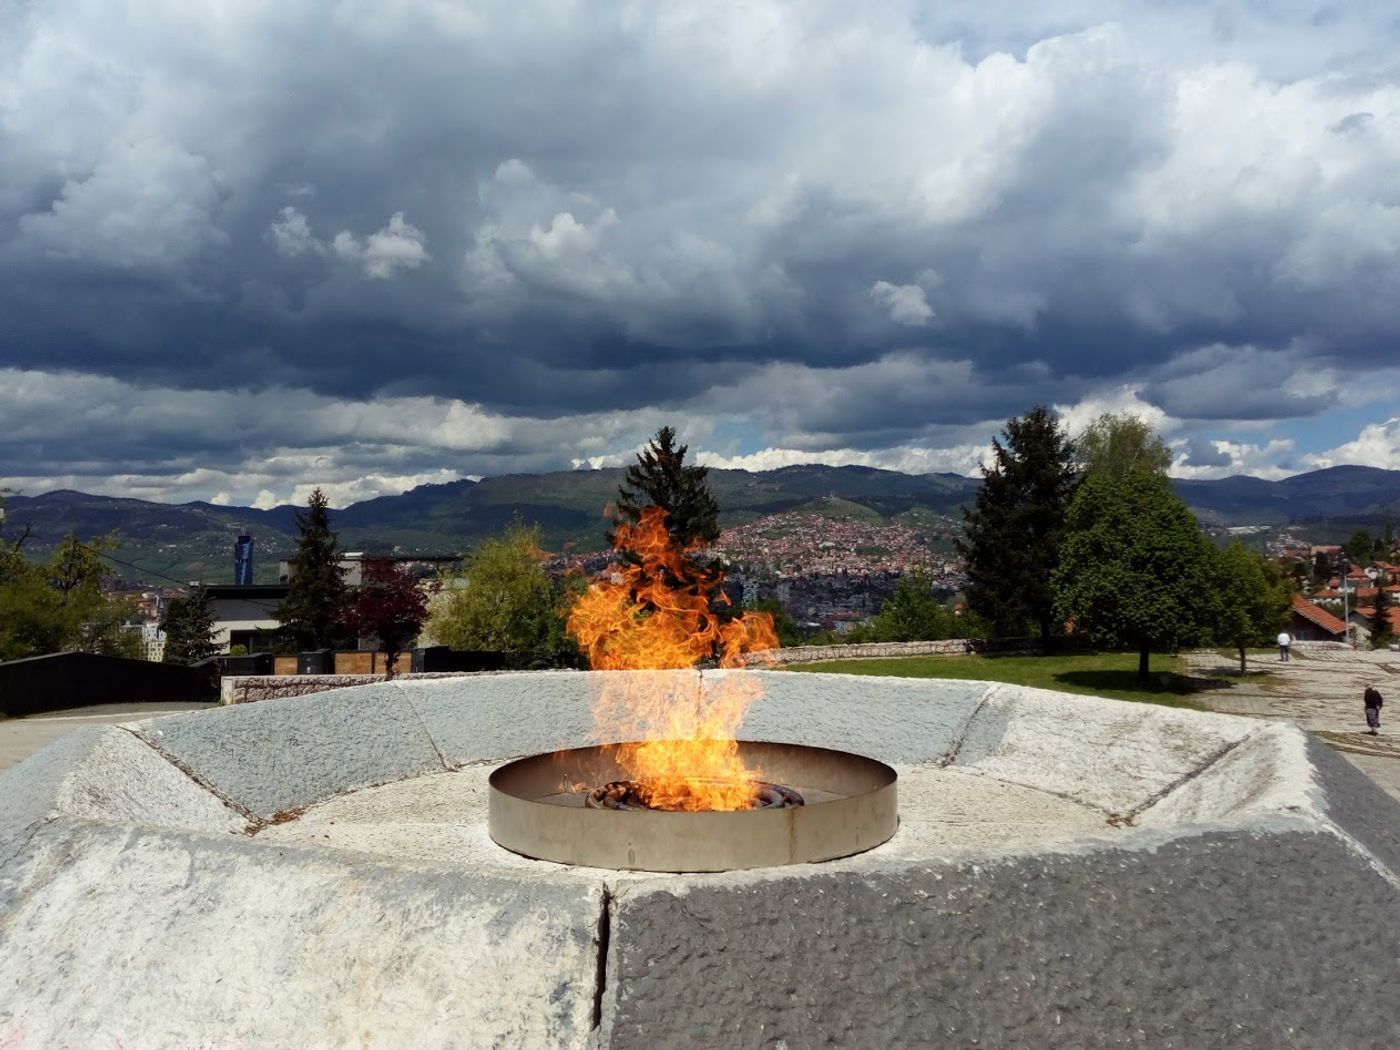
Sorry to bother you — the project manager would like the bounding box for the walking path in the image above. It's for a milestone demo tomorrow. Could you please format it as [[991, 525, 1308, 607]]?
[[1182, 645, 1400, 800], [0, 702, 217, 773]]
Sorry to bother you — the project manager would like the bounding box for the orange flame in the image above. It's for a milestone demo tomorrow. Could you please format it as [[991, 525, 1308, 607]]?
[[567, 507, 778, 810]]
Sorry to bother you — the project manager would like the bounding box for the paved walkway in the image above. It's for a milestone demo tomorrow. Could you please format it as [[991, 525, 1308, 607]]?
[[0, 703, 217, 773], [1182, 645, 1400, 800]]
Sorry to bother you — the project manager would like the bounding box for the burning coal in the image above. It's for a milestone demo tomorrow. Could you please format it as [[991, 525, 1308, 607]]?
[[566, 507, 778, 811]]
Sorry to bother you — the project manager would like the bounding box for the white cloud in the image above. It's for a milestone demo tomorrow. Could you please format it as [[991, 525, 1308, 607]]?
[[268, 206, 320, 257], [1305, 418, 1400, 471], [331, 212, 429, 279], [1168, 438, 1298, 481], [869, 281, 934, 325], [1052, 386, 1173, 439], [693, 444, 987, 476]]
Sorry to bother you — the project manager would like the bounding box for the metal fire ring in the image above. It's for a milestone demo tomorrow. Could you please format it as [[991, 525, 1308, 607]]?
[[488, 741, 898, 872]]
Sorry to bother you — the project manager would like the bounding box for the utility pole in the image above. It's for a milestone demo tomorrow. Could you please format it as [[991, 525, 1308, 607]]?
[[1341, 559, 1351, 648]]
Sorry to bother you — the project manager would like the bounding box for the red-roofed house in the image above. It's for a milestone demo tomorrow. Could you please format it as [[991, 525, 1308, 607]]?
[[1351, 606, 1400, 647], [1288, 594, 1348, 642]]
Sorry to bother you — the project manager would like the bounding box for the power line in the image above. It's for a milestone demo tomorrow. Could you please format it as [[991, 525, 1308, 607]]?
[[97, 551, 204, 589]]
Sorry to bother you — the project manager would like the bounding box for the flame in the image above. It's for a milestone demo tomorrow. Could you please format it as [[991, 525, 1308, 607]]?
[[567, 507, 778, 810]]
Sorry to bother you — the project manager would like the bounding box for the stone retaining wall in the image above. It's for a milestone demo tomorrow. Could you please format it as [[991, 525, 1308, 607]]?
[[220, 672, 476, 705], [760, 635, 1041, 665]]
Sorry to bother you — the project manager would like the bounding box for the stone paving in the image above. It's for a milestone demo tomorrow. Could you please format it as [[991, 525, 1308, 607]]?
[[1182, 644, 1400, 799]]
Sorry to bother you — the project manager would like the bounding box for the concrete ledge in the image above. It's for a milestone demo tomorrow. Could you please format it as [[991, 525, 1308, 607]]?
[[0, 819, 601, 1049], [131, 681, 448, 818], [602, 829, 1400, 1049], [2, 669, 1398, 1048]]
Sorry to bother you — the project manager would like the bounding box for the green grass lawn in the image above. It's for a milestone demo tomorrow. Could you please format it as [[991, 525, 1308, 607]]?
[[787, 651, 1210, 708]]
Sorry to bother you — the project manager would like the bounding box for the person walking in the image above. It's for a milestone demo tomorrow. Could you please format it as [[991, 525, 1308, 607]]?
[[1364, 685, 1384, 736], [1277, 630, 1292, 662]]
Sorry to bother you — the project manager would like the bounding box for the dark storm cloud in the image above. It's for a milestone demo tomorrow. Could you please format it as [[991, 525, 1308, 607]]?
[[1183, 439, 1233, 468], [2, 0, 1400, 501]]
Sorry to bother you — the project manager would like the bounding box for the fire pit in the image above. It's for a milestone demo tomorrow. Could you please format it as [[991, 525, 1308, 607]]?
[[489, 740, 897, 872]]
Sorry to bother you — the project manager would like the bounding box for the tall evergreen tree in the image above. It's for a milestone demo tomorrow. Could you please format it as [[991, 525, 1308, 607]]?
[[162, 587, 219, 664], [956, 406, 1077, 642], [275, 488, 348, 650], [609, 426, 720, 551]]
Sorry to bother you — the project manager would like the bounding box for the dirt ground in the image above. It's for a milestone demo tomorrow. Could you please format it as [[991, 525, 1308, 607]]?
[[1182, 645, 1400, 801]]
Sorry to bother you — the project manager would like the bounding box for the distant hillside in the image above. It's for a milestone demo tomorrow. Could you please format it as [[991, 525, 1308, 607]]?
[[3, 464, 1397, 586]]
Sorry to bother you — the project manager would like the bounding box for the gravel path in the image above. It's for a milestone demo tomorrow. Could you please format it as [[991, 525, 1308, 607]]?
[[1182, 645, 1400, 800]]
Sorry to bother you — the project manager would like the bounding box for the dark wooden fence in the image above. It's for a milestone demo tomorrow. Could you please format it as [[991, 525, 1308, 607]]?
[[0, 652, 216, 717]]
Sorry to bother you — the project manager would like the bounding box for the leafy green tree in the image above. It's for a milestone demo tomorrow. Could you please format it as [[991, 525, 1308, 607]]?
[[429, 523, 579, 668], [1343, 529, 1376, 565], [1213, 542, 1293, 673], [749, 596, 801, 647], [865, 570, 953, 642], [1052, 471, 1216, 684], [957, 406, 1078, 643], [275, 489, 349, 650], [610, 426, 720, 551], [343, 559, 429, 679], [162, 587, 219, 665], [1075, 412, 1172, 480], [0, 533, 140, 661]]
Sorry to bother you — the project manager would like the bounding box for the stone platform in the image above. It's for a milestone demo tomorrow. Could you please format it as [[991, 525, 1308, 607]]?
[[2, 670, 1398, 1048]]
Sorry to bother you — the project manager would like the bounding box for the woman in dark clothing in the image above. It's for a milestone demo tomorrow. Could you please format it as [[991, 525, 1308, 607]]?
[[1364, 685, 1384, 735]]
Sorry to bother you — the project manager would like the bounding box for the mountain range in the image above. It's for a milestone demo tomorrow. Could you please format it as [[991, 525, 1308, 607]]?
[[3, 464, 1397, 586]]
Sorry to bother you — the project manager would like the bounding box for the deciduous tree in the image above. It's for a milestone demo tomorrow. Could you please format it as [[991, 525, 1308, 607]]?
[[957, 406, 1078, 643], [275, 489, 349, 650], [863, 570, 953, 642], [428, 523, 579, 668], [1052, 471, 1216, 684], [0, 533, 140, 661], [342, 559, 429, 679], [1213, 542, 1292, 673], [1075, 412, 1172, 480]]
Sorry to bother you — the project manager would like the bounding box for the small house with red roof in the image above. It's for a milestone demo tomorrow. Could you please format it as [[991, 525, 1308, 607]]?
[[1288, 594, 1348, 642]]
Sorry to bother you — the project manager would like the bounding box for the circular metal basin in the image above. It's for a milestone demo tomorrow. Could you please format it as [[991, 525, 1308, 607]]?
[[488, 740, 898, 872]]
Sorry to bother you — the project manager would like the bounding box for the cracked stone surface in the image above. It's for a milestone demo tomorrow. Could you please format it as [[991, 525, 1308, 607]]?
[[1, 669, 1398, 1048]]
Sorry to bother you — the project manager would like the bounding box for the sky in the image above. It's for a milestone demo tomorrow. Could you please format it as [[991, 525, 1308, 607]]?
[[2, 0, 1399, 510]]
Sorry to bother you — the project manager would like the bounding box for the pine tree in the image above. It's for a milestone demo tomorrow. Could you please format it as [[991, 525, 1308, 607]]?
[[956, 406, 1077, 642], [162, 587, 219, 664], [275, 489, 348, 650], [609, 426, 720, 551]]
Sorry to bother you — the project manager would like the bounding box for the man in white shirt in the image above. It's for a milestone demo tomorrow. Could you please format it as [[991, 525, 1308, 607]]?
[[1277, 630, 1292, 662]]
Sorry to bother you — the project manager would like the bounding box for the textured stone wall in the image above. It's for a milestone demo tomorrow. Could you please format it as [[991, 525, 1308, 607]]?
[[219, 671, 474, 705], [759, 636, 1040, 664]]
